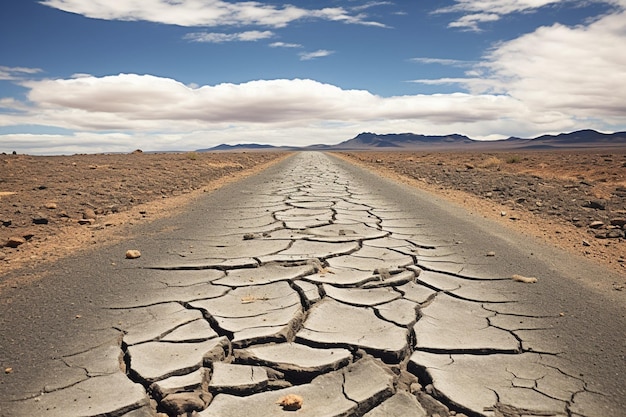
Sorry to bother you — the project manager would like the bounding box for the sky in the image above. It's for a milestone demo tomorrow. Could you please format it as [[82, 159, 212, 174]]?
[[1, 0, 625, 154]]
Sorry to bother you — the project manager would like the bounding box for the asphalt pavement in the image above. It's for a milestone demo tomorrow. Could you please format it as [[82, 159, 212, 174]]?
[[1, 152, 624, 417]]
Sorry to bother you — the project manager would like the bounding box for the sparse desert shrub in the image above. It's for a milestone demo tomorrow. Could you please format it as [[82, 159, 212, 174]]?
[[185, 151, 198, 160], [506, 155, 521, 164], [481, 156, 502, 169]]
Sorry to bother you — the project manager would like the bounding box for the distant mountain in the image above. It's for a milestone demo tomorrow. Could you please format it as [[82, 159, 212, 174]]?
[[518, 129, 626, 149], [197, 143, 292, 152], [330, 132, 474, 150], [198, 129, 626, 152]]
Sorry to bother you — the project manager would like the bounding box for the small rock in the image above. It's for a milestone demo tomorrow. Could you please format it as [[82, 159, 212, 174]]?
[[610, 218, 626, 228], [0, 251, 6, 260], [125, 249, 141, 259], [512, 274, 537, 283], [486, 251, 496, 257], [582, 200, 606, 210], [464, 163, 475, 169], [1, 219, 11, 227], [161, 392, 207, 415], [589, 221, 605, 229], [44, 202, 57, 209], [277, 394, 303, 411], [582, 240, 591, 247], [4, 367, 13, 374], [500, 211, 507, 217], [78, 218, 94, 225], [32, 216, 49, 225], [6, 236, 26, 248], [83, 208, 97, 220], [606, 229, 625, 239]]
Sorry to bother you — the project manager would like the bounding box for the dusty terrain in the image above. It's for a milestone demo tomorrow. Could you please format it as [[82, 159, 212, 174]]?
[[336, 150, 626, 279], [0, 151, 289, 282], [2, 149, 625, 289]]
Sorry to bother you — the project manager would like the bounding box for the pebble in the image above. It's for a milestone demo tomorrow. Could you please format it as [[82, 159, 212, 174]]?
[[32, 215, 49, 225], [582, 200, 606, 210], [610, 218, 626, 227], [125, 249, 141, 259], [83, 208, 97, 220], [589, 221, 605, 229], [486, 251, 496, 257], [512, 274, 538, 283], [44, 202, 57, 209], [6, 236, 26, 248]]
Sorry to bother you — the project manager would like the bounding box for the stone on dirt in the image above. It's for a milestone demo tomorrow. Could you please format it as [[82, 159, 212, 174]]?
[[6, 236, 26, 248], [126, 249, 142, 259]]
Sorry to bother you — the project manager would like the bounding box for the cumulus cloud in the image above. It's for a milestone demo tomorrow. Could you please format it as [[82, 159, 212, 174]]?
[[482, 10, 626, 118], [299, 50, 335, 61], [39, 0, 386, 28], [423, 8, 626, 121], [184, 30, 274, 43], [20, 74, 523, 126]]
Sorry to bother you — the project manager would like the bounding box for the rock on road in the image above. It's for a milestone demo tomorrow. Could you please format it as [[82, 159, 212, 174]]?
[[0, 152, 624, 417]]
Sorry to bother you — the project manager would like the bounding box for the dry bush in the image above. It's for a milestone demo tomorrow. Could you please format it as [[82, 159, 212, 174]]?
[[480, 156, 502, 169]]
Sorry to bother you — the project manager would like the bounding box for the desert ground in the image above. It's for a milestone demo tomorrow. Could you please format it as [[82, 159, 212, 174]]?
[[0, 151, 289, 282], [1, 149, 625, 286], [335, 150, 626, 279]]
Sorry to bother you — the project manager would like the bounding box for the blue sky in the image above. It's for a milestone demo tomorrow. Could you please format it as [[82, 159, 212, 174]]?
[[1, 0, 625, 154]]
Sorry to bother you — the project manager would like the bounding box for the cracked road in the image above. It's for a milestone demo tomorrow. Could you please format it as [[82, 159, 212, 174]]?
[[1, 152, 624, 417]]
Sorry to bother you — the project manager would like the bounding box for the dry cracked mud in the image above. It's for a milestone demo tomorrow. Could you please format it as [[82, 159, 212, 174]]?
[[3, 152, 616, 417]]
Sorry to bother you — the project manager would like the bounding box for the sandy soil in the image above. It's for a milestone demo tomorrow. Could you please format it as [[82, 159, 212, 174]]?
[[335, 150, 626, 280], [0, 151, 290, 285]]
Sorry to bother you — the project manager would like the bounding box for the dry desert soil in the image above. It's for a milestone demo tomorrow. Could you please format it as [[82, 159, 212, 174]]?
[[1, 149, 625, 292]]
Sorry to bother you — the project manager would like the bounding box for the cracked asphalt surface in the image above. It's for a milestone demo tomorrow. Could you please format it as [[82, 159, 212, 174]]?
[[1, 152, 624, 417]]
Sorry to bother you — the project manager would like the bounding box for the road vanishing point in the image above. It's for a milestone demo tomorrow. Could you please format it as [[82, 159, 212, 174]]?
[[1, 152, 624, 417]]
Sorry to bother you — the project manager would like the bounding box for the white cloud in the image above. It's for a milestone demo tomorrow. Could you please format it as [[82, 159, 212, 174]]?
[[435, 0, 562, 16], [410, 57, 472, 66], [269, 42, 303, 48], [4, 6, 626, 155], [299, 50, 335, 61], [352, 2, 394, 12], [39, 0, 386, 28], [434, 0, 625, 30], [1, 74, 529, 148], [412, 7, 626, 123], [184, 30, 274, 43], [447, 12, 500, 31], [0, 66, 43, 81]]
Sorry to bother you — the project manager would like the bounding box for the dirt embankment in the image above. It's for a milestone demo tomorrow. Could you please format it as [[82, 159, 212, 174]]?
[[0, 151, 289, 278], [336, 150, 626, 278]]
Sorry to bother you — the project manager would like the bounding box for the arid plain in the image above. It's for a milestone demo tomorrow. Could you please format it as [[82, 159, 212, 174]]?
[[1, 149, 624, 285]]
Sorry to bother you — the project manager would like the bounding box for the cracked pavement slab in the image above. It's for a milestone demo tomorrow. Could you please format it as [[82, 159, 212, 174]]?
[[1, 152, 624, 417]]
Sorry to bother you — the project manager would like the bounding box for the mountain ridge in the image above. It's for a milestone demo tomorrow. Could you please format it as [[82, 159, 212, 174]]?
[[198, 129, 626, 152]]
